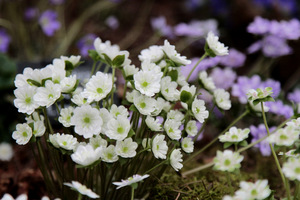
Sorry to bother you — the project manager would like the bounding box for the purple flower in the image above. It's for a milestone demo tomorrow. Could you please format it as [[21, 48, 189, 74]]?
[[105, 16, 119, 30], [197, 57, 221, 71], [265, 100, 294, 119], [151, 16, 174, 39], [77, 34, 97, 57], [247, 16, 270, 35], [49, 0, 65, 5], [219, 48, 246, 68], [211, 67, 236, 90], [0, 29, 11, 53], [261, 35, 292, 57], [232, 75, 262, 104], [287, 89, 300, 103], [24, 7, 39, 20], [260, 79, 281, 98], [277, 19, 300, 40], [39, 10, 61, 37], [247, 41, 262, 54], [250, 124, 276, 156]]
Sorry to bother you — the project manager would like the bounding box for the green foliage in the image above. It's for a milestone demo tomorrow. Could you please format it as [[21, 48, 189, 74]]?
[[0, 53, 17, 90]]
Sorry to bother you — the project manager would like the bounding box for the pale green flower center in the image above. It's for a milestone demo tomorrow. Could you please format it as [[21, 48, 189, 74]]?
[[107, 153, 113, 160], [280, 134, 288, 140], [165, 88, 169, 93], [140, 102, 146, 109], [25, 97, 31, 104], [195, 107, 200, 114], [184, 143, 188, 148], [224, 159, 231, 166], [22, 132, 28, 137], [117, 127, 124, 134], [48, 94, 54, 99], [142, 81, 149, 88], [84, 117, 90, 124], [251, 189, 258, 196], [156, 145, 160, 150], [62, 141, 67, 146], [231, 135, 238, 140], [53, 79, 59, 84], [123, 147, 128, 153], [169, 128, 174, 133], [97, 88, 103, 94]]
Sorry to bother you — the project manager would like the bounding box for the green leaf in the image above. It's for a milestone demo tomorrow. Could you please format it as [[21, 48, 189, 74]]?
[[131, 183, 138, 189], [128, 129, 135, 137], [65, 60, 74, 71], [223, 142, 233, 149], [239, 140, 248, 147], [102, 53, 112, 66], [112, 54, 125, 67], [129, 104, 138, 112], [168, 70, 178, 82], [125, 75, 134, 81], [118, 157, 128, 166], [41, 77, 52, 86], [204, 42, 216, 57], [252, 99, 261, 106], [88, 50, 100, 61], [180, 90, 192, 103], [27, 79, 41, 87], [129, 80, 136, 90]]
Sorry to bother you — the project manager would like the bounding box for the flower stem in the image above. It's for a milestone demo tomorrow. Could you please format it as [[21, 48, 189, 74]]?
[[77, 193, 82, 200], [131, 187, 135, 200], [226, 172, 234, 195], [110, 67, 116, 107], [260, 103, 287, 193], [186, 53, 207, 82], [144, 160, 168, 174], [295, 181, 300, 200]]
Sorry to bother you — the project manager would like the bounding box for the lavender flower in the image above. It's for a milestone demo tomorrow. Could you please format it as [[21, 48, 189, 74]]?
[[77, 34, 97, 57], [250, 124, 276, 156], [265, 100, 294, 119], [211, 67, 236, 90], [219, 48, 246, 68], [24, 7, 39, 20], [262, 35, 292, 57], [247, 16, 270, 35], [0, 29, 11, 53], [247, 41, 262, 54], [151, 16, 174, 39], [260, 79, 281, 98], [287, 89, 300, 103], [197, 57, 221, 71], [105, 16, 119, 30], [39, 10, 61, 37]]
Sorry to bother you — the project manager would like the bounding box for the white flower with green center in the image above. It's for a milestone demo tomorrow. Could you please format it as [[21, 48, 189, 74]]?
[[141, 60, 162, 73], [133, 93, 156, 115], [49, 133, 78, 151], [219, 127, 250, 143], [170, 148, 183, 171], [15, 67, 52, 88], [134, 70, 162, 97], [89, 135, 108, 150], [247, 87, 273, 102], [126, 90, 140, 103], [60, 75, 77, 93], [99, 108, 113, 133], [282, 157, 300, 181], [162, 40, 191, 65], [14, 86, 39, 115], [82, 71, 112, 103], [286, 117, 300, 131], [105, 115, 130, 141], [199, 71, 216, 91], [113, 174, 150, 189], [279, 149, 300, 158], [139, 45, 164, 63], [58, 106, 74, 128], [181, 137, 194, 153], [110, 104, 129, 119], [268, 126, 299, 146], [25, 111, 44, 123], [145, 116, 163, 131], [71, 144, 101, 166], [12, 123, 32, 145], [60, 55, 81, 66], [101, 145, 118, 163], [179, 85, 196, 101], [71, 91, 89, 106], [115, 138, 138, 158], [192, 98, 209, 123], [64, 181, 99, 199], [206, 31, 229, 56], [71, 105, 103, 139], [235, 180, 271, 200], [152, 134, 168, 159], [152, 97, 167, 116], [48, 59, 66, 85], [161, 76, 179, 101], [34, 80, 62, 108], [167, 110, 184, 122], [0, 143, 14, 161], [214, 88, 231, 110], [213, 150, 243, 172], [164, 119, 182, 140], [185, 120, 198, 137], [31, 120, 46, 137], [124, 64, 138, 77]]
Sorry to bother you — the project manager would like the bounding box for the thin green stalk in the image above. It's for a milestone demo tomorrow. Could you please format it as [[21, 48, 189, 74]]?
[[122, 80, 128, 100], [295, 181, 300, 200], [90, 62, 97, 77], [144, 160, 169, 174], [186, 53, 208, 82], [131, 187, 135, 200], [77, 193, 82, 200], [261, 103, 287, 191], [182, 162, 214, 177], [226, 172, 234, 195], [110, 67, 116, 107]]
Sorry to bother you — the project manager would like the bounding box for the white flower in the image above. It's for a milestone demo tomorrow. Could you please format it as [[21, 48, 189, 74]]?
[[101, 145, 118, 163], [99, 108, 113, 133], [206, 31, 229, 56], [247, 87, 273, 102], [113, 174, 150, 189], [160, 76, 179, 101], [133, 93, 156, 115], [48, 59, 66, 85], [71, 144, 101, 166], [177, 72, 188, 86], [152, 97, 166, 116], [0, 143, 14, 161], [71, 92, 89, 106], [1, 193, 28, 200], [152, 134, 168, 159], [105, 115, 131, 141], [110, 104, 129, 119], [89, 135, 108, 150], [25, 111, 44, 123], [170, 149, 183, 171], [60, 75, 77, 93], [145, 116, 163, 131], [58, 106, 74, 127], [139, 45, 164, 63], [64, 181, 99, 199], [60, 55, 81, 66], [12, 123, 32, 145], [235, 180, 271, 200], [126, 90, 140, 103], [279, 149, 300, 158], [34, 80, 61, 108], [164, 119, 182, 140], [268, 126, 299, 146], [162, 40, 191, 65], [15, 67, 52, 88], [185, 120, 198, 137], [192, 98, 209, 123], [71, 105, 103, 139], [214, 88, 231, 110], [180, 85, 196, 99], [115, 138, 138, 158], [199, 71, 216, 91], [181, 137, 194, 153], [141, 60, 162, 73], [249, 100, 269, 112], [167, 110, 184, 122], [219, 127, 250, 143], [82, 71, 112, 103], [213, 150, 243, 172], [124, 64, 138, 77], [31, 120, 46, 137], [282, 157, 300, 181], [134, 70, 162, 97], [49, 133, 78, 151], [286, 117, 300, 131], [14, 86, 39, 115]]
